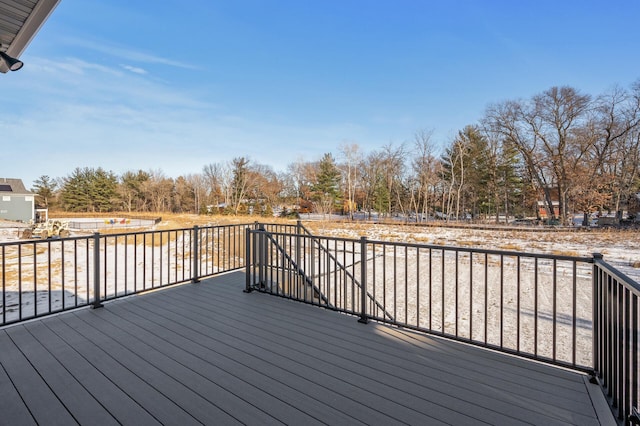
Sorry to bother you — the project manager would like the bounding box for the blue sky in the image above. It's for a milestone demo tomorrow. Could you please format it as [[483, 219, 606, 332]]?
[[3, 0, 639, 189]]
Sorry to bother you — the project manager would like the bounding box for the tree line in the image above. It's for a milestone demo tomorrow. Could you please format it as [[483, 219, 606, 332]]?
[[32, 82, 640, 224]]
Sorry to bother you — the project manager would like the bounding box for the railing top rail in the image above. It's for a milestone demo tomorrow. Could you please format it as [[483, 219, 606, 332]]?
[[593, 254, 640, 295], [0, 234, 90, 247], [89, 222, 257, 239], [367, 240, 595, 263], [1, 222, 259, 247], [247, 228, 595, 263]]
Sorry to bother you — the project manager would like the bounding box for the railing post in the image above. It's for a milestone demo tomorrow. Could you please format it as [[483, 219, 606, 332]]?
[[192, 225, 200, 283], [592, 252, 603, 378], [358, 236, 368, 324], [244, 227, 253, 293], [258, 223, 266, 288], [296, 220, 302, 289], [92, 232, 103, 309]]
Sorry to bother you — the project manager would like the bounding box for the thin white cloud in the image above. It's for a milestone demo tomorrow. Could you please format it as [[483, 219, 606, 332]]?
[[60, 36, 199, 70], [121, 64, 148, 75], [17, 55, 212, 111], [51, 57, 124, 76]]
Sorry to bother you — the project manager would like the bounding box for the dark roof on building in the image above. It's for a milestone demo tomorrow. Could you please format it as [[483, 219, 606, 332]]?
[[0, 178, 32, 194]]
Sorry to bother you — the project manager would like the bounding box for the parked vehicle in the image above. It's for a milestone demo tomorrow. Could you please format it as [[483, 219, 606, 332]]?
[[21, 219, 70, 239]]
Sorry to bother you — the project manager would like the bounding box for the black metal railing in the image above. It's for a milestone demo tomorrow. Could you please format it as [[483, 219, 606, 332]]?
[[245, 225, 640, 425], [0, 223, 252, 325], [246, 227, 594, 369], [593, 254, 640, 424]]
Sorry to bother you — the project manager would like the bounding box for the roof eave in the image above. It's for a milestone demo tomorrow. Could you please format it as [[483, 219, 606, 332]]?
[[0, 0, 61, 73]]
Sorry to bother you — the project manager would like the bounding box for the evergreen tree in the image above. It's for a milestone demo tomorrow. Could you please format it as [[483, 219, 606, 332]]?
[[31, 175, 58, 209], [92, 168, 119, 212], [60, 167, 118, 212], [372, 173, 390, 214], [311, 153, 341, 215]]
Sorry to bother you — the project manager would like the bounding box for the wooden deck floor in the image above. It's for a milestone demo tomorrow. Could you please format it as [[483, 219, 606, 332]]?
[[0, 271, 614, 425]]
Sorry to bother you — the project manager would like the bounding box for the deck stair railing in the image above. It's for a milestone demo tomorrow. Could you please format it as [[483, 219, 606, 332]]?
[[296, 221, 394, 321], [245, 224, 394, 321], [248, 223, 333, 307]]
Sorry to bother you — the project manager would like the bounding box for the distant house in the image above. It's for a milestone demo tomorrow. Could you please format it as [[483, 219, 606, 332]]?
[[537, 200, 560, 219], [0, 178, 35, 222]]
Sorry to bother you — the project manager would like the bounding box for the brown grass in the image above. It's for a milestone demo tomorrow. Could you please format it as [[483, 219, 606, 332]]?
[[499, 243, 522, 251], [411, 235, 432, 243], [551, 249, 581, 257], [156, 213, 296, 230]]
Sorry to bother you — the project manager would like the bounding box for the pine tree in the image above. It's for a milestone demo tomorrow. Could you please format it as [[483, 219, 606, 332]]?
[[31, 175, 58, 209], [311, 153, 341, 215], [60, 167, 117, 212]]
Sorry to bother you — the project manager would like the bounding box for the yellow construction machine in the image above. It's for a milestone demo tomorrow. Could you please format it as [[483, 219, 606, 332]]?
[[21, 219, 71, 239]]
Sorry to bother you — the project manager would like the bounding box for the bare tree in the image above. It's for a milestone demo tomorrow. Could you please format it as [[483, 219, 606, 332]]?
[[485, 87, 591, 223], [380, 143, 407, 217], [338, 142, 362, 220], [442, 128, 478, 220], [246, 163, 282, 215], [286, 158, 307, 213], [359, 150, 385, 218], [203, 163, 225, 211], [142, 170, 174, 212], [534, 87, 592, 223], [411, 129, 437, 221], [181, 173, 206, 213], [287, 157, 320, 214], [590, 81, 640, 213]]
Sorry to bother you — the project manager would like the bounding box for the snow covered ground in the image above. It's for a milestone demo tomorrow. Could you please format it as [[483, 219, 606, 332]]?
[[304, 221, 640, 281]]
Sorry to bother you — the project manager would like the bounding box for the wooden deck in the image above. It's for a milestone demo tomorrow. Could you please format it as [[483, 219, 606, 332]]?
[[0, 271, 614, 425]]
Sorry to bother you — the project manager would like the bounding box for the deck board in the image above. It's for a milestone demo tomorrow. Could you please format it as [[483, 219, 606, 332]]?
[[108, 292, 409, 425], [5, 323, 118, 426], [0, 270, 614, 425], [148, 284, 528, 425], [0, 340, 38, 426], [76, 306, 327, 425], [196, 283, 593, 410], [171, 280, 597, 423], [26, 320, 159, 425], [0, 330, 80, 426]]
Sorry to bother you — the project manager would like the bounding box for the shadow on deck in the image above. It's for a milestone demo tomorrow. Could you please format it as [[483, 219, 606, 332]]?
[[0, 271, 614, 425]]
